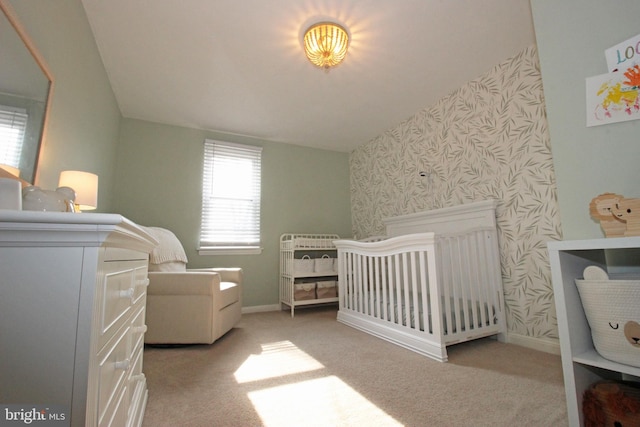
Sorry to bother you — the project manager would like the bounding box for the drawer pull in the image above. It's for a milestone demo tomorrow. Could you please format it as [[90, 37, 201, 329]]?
[[130, 373, 146, 383], [135, 279, 150, 288], [119, 288, 134, 302], [114, 359, 131, 370], [132, 325, 148, 334]]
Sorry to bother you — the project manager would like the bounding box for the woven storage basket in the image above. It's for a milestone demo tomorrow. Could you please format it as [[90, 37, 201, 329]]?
[[314, 254, 334, 273], [294, 255, 314, 275], [316, 280, 337, 298], [294, 283, 316, 300], [575, 271, 640, 368]]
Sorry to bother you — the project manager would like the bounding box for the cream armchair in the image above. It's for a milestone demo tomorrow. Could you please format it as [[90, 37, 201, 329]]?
[[142, 227, 242, 345]]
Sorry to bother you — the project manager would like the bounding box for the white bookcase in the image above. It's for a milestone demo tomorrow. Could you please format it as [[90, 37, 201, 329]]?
[[548, 237, 640, 426], [280, 233, 340, 317]]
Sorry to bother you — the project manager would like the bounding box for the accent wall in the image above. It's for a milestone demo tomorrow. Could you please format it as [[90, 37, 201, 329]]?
[[350, 45, 562, 343]]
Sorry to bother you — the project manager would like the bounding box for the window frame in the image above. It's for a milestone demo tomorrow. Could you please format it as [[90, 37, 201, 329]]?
[[0, 105, 28, 170], [198, 139, 263, 255]]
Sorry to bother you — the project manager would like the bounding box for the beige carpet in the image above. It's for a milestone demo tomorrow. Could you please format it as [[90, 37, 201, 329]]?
[[142, 306, 568, 427]]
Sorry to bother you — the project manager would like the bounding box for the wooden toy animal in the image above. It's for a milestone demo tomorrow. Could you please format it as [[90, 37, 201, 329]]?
[[590, 193, 626, 237], [611, 197, 640, 237]]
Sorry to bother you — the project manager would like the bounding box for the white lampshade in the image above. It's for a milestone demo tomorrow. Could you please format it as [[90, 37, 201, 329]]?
[[58, 170, 98, 211], [0, 164, 20, 177]]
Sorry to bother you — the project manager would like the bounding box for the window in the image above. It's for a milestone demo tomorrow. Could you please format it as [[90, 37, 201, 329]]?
[[199, 140, 262, 255], [0, 105, 28, 169]]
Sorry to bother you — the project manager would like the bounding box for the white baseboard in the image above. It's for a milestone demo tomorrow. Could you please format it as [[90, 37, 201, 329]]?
[[505, 332, 561, 356], [242, 304, 281, 314]]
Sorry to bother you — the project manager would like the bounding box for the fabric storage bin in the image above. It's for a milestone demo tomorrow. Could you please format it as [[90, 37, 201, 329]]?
[[314, 254, 334, 273], [316, 281, 337, 299], [575, 266, 640, 368], [294, 283, 316, 300], [294, 255, 314, 275]]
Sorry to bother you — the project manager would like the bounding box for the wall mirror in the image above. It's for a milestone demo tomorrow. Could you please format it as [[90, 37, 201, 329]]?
[[0, 0, 52, 184]]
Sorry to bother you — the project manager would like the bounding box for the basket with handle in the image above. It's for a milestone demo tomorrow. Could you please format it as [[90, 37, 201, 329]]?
[[314, 254, 334, 273], [575, 266, 640, 368], [294, 255, 314, 275]]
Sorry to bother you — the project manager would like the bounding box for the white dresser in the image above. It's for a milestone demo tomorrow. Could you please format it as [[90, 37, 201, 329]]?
[[0, 211, 157, 427]]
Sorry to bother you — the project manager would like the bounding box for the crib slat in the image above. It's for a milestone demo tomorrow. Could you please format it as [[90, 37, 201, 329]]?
[[338, 252, 354, 309], [387, 254, 396, 323], [409, 252, 418, 329], [381, 255, 389, 321], [402, 252, 411, 328], [475, 230, 489, 328], [363, 254, 369, 315], [394, 253, 402, 326], [449, 237, 463, 336], [485, 230, 503, 328], [370, 256, 377, 317], [438, 237, 452, 337], [418, 250, 430, 334], [463, 234, 478, 331], [426, 244, 441, 338]]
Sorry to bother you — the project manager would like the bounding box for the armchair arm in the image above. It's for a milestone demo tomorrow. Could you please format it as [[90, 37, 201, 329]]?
[[188, 267, 242, 284], [147, 271, 221, 296]]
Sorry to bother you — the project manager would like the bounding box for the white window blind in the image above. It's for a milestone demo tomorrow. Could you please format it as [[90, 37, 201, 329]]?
[[0, 106, 28, 168], [199, 140, 262, 252]]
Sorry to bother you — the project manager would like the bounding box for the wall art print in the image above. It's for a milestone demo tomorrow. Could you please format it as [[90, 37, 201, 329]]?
[[350, 45, 563, 341], [586, 66, 640, 127]]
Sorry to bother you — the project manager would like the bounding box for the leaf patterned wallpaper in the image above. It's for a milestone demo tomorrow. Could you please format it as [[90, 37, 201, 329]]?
[[350, 45, 563, 340]]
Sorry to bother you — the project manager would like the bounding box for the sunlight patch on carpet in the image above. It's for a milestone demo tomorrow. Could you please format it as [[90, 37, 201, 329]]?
[[248, 375, 402, 427], [234, 340, 324, 383]]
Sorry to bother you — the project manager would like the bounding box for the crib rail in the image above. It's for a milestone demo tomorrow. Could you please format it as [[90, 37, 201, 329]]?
[[334, 227, 505, 362], [436, 227, 504, 345], [334, 233, 445, 360]]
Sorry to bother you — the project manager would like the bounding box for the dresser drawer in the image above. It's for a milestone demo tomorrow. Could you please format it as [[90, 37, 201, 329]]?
[[98, 260, 148, 349], [132, 267, 149, 306], [130, 305, 147, 353], [127, 345, 147, 427], [127, 344, 146, 416], [97, 325, 130, 426], [101, 384, 129, 427]]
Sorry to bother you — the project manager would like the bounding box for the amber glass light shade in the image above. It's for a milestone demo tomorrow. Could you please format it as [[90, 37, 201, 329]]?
[[303, 22, 349, 70]]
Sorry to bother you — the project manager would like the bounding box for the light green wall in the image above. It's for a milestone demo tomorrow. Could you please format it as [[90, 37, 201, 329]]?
[[9, 0, 352, 309], [531, 0, 640, 239], [8, 0, 121, 211], [114, 118, 352, 307]]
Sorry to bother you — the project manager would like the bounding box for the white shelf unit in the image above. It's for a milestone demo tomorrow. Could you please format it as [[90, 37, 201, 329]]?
[[280, 233, 340, 317], [548, 237, 640, 427]]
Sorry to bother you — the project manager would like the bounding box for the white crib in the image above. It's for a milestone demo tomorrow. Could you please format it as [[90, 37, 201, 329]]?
[[334, 200, 506, 362]]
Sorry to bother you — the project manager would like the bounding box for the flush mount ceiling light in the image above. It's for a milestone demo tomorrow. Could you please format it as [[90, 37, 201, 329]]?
[[303, 22, 349, 70]]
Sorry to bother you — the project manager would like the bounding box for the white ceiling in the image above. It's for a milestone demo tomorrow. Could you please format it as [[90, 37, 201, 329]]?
[[81, 0, 536, 153]]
